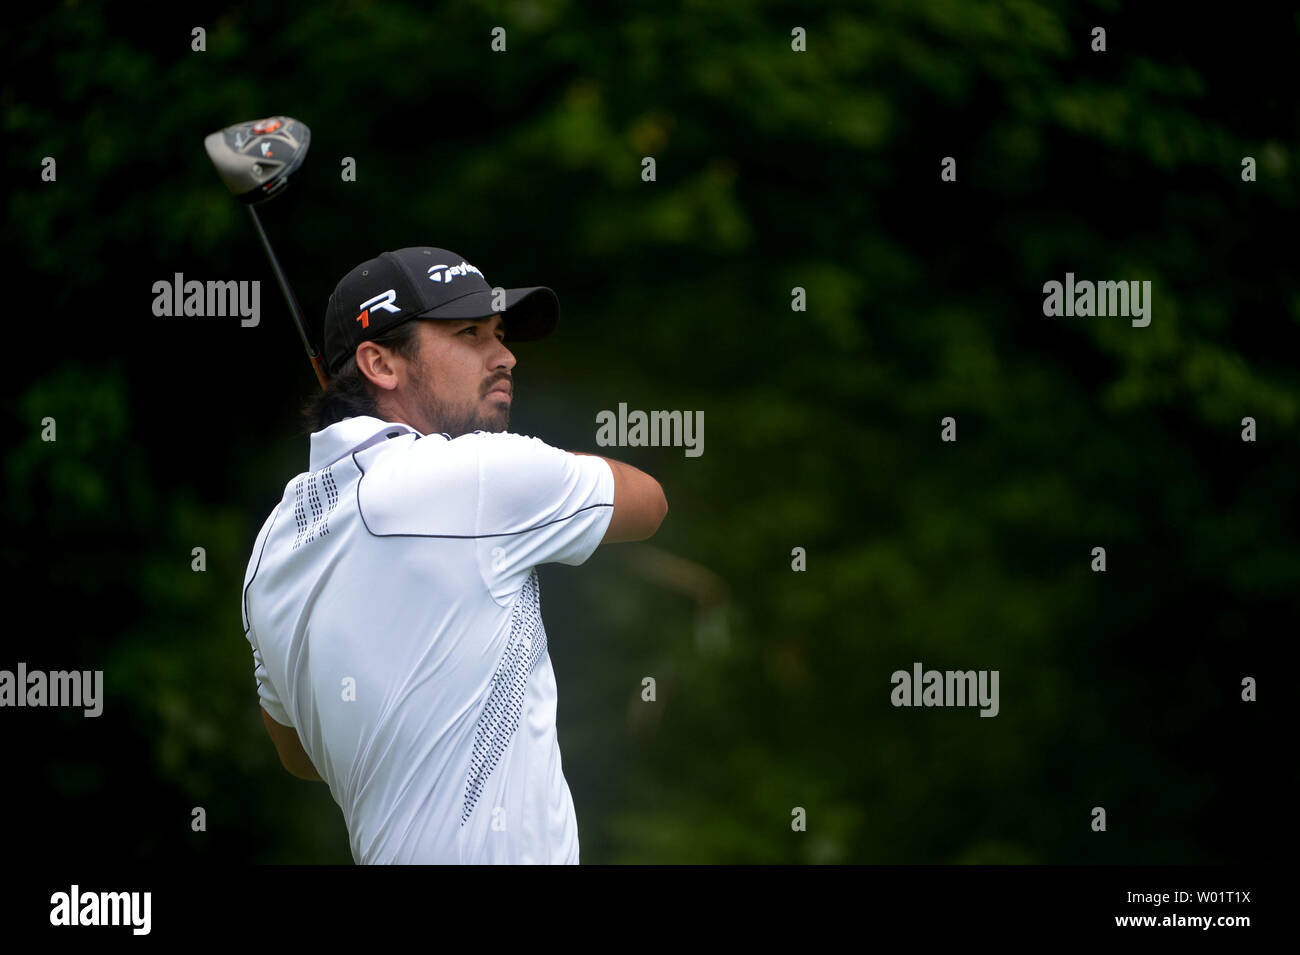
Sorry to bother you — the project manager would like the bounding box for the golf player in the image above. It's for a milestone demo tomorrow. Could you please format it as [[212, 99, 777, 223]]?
[[239, 247, 668, 864]]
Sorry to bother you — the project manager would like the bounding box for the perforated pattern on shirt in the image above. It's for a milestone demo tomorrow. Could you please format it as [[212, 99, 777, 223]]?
[[292, 465, 341, 551], [462, 568, 547, 826], [321, 470, 339, 534], [292, 478, 307, 548]]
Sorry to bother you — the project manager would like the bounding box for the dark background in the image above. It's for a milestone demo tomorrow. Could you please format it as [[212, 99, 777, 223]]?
[[2, 1, 1293, 864]]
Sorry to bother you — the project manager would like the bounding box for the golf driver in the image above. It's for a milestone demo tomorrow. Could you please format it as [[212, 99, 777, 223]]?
[[204, 116, 329, 390]]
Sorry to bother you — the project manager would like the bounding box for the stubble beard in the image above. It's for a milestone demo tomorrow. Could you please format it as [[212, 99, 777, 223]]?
[[410, 362, 509, 438]]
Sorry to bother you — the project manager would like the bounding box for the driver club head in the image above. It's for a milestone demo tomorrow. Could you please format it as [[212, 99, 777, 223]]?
[[204, 116, 311, 204]]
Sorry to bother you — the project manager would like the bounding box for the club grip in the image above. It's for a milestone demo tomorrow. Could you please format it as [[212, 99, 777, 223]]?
[[310, 354, 330, 391]]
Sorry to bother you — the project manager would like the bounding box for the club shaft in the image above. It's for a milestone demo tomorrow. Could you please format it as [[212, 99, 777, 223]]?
[[247, 205, 330, 390]]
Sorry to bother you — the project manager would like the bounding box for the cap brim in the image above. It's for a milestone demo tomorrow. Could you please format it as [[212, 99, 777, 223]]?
[[413, 287, 558, 341]]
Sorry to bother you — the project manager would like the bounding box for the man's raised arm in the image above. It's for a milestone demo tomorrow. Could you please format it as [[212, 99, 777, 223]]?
[[570, 452, 667, 544]]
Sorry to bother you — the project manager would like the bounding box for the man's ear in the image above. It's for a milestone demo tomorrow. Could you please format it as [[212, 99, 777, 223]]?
[[355, 341, 399, 391]]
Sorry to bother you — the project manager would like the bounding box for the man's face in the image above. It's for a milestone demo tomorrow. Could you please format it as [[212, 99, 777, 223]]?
[[402, 314, 516, 437]]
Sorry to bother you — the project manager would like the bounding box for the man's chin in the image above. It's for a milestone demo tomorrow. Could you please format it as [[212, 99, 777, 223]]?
[[421, 390, 511, 436], [476, 409, 510, 434]]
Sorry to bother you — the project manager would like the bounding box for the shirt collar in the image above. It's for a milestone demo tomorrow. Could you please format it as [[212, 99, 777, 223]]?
[[308, 416, 423, 472]]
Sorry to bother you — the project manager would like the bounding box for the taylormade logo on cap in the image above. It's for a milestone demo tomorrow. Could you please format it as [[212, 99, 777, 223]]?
[[427, 261, 483, 284]]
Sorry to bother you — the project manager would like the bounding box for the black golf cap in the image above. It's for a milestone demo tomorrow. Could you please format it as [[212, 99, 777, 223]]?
[[323, 247, 559, 375]]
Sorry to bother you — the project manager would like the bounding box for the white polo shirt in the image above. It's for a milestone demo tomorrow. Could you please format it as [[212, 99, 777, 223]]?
[[240, 415, 615, 864]]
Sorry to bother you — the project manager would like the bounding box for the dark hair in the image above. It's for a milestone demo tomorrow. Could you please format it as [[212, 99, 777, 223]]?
[[299, 320, 423, 434]]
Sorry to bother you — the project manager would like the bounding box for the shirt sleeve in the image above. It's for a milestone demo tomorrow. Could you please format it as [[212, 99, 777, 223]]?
[[473, 432, 614, 595]]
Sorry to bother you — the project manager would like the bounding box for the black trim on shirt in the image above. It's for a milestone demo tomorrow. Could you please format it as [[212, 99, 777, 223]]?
[[242, 506, 281, 636]]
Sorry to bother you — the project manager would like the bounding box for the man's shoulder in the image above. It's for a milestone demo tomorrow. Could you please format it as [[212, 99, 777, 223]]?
[[446, 429, 553, 449], [356, 431, 575, 532], [453, 430, 567, 464], [396, 430, 564, 473], [349, 432, 480, 537]]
